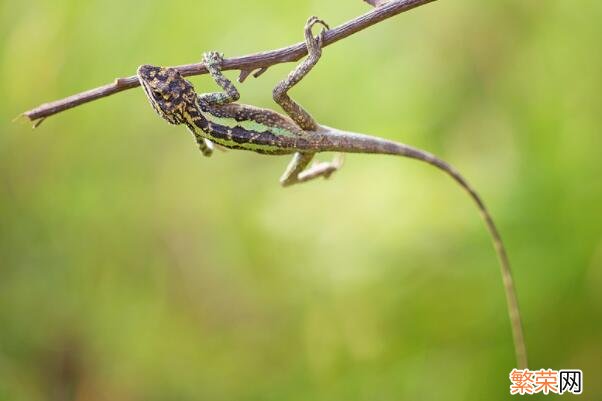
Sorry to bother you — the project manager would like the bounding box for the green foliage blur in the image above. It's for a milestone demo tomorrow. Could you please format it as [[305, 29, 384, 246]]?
[[1, 0, 601, 399]]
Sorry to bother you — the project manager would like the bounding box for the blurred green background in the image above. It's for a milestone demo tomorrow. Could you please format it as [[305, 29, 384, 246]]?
[[1, 0, 601, 400]]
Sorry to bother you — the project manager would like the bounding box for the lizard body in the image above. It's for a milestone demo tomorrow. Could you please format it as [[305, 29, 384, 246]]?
[[137, 16, 527, 368]]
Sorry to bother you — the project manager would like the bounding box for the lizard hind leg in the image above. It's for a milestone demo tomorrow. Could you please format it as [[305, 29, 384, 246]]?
[[280, 152, 344, 187], [272, 16, 329, 131], [273, 16, 345, 187]]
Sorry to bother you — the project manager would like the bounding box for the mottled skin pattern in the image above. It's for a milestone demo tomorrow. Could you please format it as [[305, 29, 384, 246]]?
[[137, 16, 526, 367]]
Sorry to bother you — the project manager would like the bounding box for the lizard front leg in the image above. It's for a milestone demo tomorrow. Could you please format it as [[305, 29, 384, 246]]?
[[198, 51, 240, 106], [274, 16, 343, 186], [187, 126, 214, 156], [193, 51, 242, 155]]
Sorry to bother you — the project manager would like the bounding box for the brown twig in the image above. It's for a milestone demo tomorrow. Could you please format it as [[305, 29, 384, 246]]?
[[22, 0, 437, 125]]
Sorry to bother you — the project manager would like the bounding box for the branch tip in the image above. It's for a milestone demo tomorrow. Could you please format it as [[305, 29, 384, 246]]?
[[252, 67, 268, 79], [238, 69, 253, 83]]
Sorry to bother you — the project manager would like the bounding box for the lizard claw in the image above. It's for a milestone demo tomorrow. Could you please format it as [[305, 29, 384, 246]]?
[[308, 153, 344, 180], [203, 51, 225, 69], [306, 16, 330, 32]]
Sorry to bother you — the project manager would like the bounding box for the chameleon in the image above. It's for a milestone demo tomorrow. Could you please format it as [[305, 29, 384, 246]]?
[[137, 16, 527, 368]]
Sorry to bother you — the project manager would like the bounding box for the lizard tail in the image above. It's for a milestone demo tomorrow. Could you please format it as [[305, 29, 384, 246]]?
[[317, 126, 528, 368]]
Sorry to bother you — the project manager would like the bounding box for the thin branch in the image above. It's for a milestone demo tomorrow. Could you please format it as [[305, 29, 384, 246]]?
[[21, 0, 437, 125]]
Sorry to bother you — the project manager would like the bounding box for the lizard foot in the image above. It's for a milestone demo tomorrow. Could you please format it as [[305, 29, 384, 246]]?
[[305, 16, 329, 52], [203, 51, 225, 69], [299, 153, 344, 181]]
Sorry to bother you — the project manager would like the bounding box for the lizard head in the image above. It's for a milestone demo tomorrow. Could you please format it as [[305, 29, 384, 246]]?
[[137, 65, 197, 125]]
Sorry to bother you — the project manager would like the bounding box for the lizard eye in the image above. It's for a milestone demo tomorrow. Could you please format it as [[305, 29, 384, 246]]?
[[152, 90, 163, 98]]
